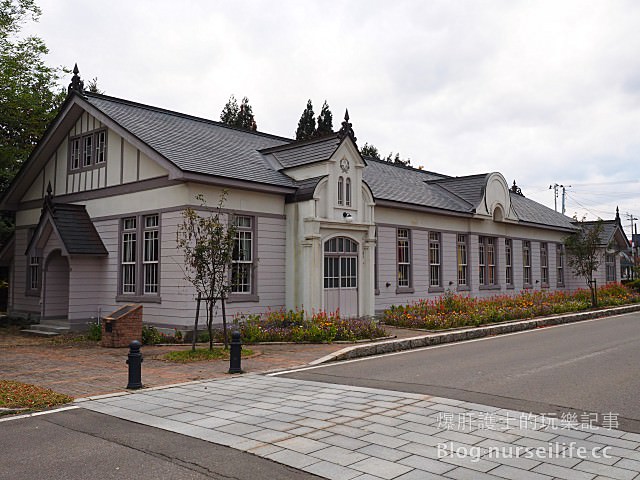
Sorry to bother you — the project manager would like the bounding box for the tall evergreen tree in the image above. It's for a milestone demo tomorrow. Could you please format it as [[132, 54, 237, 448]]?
[[220, 95, 256, 131], [236, 96, 257, 131], [360, 143, 380, 159], [220, 95, 239, 125], [316, 100, 333, 137], [295, 99, 316, 140]]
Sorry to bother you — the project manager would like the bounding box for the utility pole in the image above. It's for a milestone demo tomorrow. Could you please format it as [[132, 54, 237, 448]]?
[[549, 184, 559, 212], [549, 183, 571, 215], [626, 213, 638, 280]]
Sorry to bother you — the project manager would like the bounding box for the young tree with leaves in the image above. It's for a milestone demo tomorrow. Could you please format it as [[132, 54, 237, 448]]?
[[0, 0, 67, 195], [565, 219, 604, 307], [177, 192, 237, 350], [220, 95, 239, 125], [295, 99, 316, 140], [316, 100, 333, 137]]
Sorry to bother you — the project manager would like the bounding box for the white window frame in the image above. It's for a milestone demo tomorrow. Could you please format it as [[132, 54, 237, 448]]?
[[556, 244, 565, 287], [337, 177, 344, 206], [523, 240, 532, 286], [429, 232, 441, 288], [119, 214, 160, 299], [457, 234, 468, 287], [505, 238, 513, 287], [345, 178, 352, 207], [231, 215, 254, 294], [540, 242, 549, 286], [397, 228, 411, 289]]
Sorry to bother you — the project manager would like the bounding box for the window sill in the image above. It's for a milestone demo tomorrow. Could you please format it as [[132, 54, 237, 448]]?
[[396, 287, 414, 294], [116, 294, 162, 304], [506, 285, 515, 290], [457, 286, 471, 292], [479, 285, 501, 290], [428, 286, 444, 293], [25, 290, 41, 297], [227, 294, 260, 303]]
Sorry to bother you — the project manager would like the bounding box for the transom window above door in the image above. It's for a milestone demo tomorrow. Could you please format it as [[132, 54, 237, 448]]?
[[324, 237, 358, 253]]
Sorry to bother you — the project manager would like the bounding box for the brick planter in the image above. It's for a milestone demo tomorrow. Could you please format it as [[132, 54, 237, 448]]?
[[101, 304, 142, 348]]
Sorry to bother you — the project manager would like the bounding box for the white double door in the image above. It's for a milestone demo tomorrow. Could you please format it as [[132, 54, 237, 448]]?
[[323, 237, 358, 317]]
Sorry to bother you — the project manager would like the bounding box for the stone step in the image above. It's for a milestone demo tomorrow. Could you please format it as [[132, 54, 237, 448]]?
[[19, 329, 62, 337], [20, 322, 71, 336]]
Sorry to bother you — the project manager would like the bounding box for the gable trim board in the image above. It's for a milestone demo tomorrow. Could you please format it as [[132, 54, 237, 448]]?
[[1, 87, 628, 328]]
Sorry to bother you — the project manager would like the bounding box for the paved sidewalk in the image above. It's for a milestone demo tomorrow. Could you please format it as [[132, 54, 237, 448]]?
[[80, 375, 640, 480]]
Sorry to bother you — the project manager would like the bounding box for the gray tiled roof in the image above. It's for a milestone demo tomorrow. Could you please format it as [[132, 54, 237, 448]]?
[[362, 159, 472, 211], [28, 202, 108, 255], [84, 93, 296, 188], [577, 219, 626, 246], [427, 174, 489, 207], [82, 93, 576, 230], [264, 136, 341, 169], [510, 194, 575, 229]]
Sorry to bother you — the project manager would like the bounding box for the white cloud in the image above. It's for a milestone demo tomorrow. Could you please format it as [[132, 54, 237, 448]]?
[[27, 0, 640, 228]]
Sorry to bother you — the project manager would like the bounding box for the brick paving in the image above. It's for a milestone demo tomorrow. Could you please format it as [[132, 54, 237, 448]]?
[[80, 376, 640, 480], [0, 327, 415, 398]]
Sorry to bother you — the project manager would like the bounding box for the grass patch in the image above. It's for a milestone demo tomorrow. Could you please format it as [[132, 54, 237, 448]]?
[[0, 380, 72, 415], [162, 347, 254, 363]]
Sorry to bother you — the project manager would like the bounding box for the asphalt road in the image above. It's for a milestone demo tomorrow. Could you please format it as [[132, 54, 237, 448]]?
[[281, 312, 640, 433], [0, 408, 321, 480]]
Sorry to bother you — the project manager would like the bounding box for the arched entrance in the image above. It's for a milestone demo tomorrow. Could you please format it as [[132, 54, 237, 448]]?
[[323, 237, 358, 317], [43, 250, 70, 320]]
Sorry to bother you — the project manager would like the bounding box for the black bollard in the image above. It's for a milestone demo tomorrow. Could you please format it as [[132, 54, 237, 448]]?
[[228, 331, 242, 374], [126, 340, 143, 389]]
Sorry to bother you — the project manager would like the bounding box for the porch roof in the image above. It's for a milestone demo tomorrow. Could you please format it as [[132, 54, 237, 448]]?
[[26, 199, 108, 256]]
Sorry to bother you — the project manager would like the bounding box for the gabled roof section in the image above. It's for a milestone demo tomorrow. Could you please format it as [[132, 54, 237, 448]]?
[[362, 158, 472, 212], [83, 93, 297, 188], [285, 175, 328, 203], [261, 135, 342, 170], [576, 218, 630, 248], [26, 198, 108, 256], [426, 174, 490, 207]]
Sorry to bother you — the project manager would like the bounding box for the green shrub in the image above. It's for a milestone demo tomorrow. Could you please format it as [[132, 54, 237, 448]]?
[[86, 322, 102, 341], [142, 325, 163, 345]]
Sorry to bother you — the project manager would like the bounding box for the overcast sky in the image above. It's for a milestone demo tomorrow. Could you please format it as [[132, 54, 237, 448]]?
[[27, 0, 640, 234]]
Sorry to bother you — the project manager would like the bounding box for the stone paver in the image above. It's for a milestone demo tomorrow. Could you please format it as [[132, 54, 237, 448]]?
[[78, 375, 640, 480]]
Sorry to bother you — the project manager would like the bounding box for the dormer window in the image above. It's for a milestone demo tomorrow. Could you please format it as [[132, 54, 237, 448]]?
[[82, 135, 93, 166], [345, 178, 352, 207], [337, 176, 344, 205]]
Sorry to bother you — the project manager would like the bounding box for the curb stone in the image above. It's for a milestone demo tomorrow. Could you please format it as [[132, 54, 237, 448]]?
[[310, 304, 640, 364]]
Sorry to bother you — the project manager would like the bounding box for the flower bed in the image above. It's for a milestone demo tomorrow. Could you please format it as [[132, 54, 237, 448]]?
[[383, 283, 640, 330], [212, 309, 387, 343], [0, 380, 72, 415]]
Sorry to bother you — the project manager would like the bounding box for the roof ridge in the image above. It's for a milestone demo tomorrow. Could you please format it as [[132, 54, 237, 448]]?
[[84, 92, 293, 142], [364, 156, 450, 178], [259, 133, 340, 154], [426, 172, 490, 184]]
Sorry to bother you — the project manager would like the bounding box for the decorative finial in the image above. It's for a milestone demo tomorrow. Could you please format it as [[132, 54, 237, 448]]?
[[68, 63, 84, 94], [46, 181, 53, 199], [616, 206, 620, 222], [510, 180, 523, 196], [337, 109, 357, 143]]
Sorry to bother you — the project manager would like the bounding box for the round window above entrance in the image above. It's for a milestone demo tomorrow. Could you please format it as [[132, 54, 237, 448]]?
[[324, 237, 358, 253]]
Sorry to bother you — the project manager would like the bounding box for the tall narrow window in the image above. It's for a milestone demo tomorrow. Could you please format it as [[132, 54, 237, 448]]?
[[232, 216, 253, 294], [95, 130, 107, 163], [479, 236, 497, 287], [397, 228, 411, 288], [429, 232, 441, 287], [82, 135, 93, 167], [523, 240, 531, 286], [337, 177, 344, 206], [605, 253, 616, 282], [345, 178, 352, 207], [457, 234, 468, 287], [505, 239, 513, 286], [540, 242, 549, 286], [121, 217, 137, 294], [70, 138, 80, 170], [143, 215, 159, 293], [556, 244, 565, 287], [28, 255, 40, 291]]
